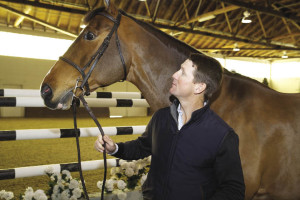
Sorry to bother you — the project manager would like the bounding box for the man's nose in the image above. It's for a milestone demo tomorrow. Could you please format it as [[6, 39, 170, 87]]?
[[172, 70, 179, 79]]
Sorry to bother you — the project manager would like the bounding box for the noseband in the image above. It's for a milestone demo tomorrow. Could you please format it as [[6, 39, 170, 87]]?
[[59, 10, 127, 96]]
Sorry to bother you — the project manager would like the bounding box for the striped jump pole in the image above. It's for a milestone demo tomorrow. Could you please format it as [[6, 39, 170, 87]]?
[[0, 159, 120, 180], [0, 125, 146, 141], [0, 89, 143, 99], [0, 97, 149, 107]]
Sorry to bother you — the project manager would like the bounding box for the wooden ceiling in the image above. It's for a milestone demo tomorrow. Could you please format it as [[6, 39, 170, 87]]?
[[0, 0, 300, 60]]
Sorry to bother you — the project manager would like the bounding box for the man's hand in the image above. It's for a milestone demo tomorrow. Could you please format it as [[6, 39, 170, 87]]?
[[94, 135, 116, 154]]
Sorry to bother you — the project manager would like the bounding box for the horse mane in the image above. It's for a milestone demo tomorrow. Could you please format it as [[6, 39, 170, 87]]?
[[83, 7, 199, 57], [223, 68, 273, 90]]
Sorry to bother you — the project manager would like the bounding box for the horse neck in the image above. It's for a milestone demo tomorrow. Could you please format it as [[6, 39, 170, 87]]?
[[124, 20, 192, 111], [211, 71, 275, 123]]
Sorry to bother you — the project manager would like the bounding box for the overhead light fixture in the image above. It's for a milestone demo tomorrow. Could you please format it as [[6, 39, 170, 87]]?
[[198, 15, 216, 22], [242, 11, 252, 23], [282, 51, 288, 58], [138, 0, 146, 1], [80, 24, 86, 29], [233, 43, 240, 51]]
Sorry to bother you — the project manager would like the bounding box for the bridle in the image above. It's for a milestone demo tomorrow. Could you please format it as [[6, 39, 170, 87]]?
[[59, 10, 127, 96], [59, 10, 126, 200]]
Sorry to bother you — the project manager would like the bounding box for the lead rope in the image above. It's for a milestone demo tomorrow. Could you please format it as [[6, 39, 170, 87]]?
[[72, 99, 90, 200], [72, 95, 107, 200]]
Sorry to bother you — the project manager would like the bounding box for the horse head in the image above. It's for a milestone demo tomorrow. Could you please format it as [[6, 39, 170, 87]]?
[[41, 1, 131, 109]]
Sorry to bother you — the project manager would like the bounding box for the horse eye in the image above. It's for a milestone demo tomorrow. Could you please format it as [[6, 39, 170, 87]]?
[[84, 31, 96, 40]]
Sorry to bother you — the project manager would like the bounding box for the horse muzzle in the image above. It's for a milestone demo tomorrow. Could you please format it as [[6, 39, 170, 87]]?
[[41, 84, 73, 110]]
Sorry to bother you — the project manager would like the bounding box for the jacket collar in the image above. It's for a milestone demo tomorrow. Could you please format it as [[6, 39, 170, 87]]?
[[170, 96, 210, 126]]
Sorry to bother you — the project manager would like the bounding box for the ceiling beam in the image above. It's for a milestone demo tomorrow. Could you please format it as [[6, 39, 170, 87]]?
[[179, 5, 239, 25], [217, 0, 300, 23], [182, 0, 190, 21], [0, 2, 77, 38], [0, 0, 86, 14], [256, 11, 267, 38], [152, 0, 161, 23], [155, 24, 300, 49], [221, 2, 232, 33], [144, 0, 151, 17]]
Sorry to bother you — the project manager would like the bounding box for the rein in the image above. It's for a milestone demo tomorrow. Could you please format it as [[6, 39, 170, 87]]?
[[60, 10, 126, 200]]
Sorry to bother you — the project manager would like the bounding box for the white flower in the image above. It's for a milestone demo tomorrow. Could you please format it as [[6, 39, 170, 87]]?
[[33, 189, 47, 200], [25, 187, 34, 193], [0, 191, 14, 200], [116, 190, 127, 200], [117, 180, 127, 190], [72, 188, 82, 198], [128, 162, 135, 169], [120, 162, 129, 169], [61, 190, 70, 200], [62, 170, 72, 180], [24, 188, 34, 200], [44, 166, 54, 175], [6, 192, 14, 200], [105, 179, 115, 192], [97, 181, 103, 189], [125, 167, 134, 177], [69, 179, 80, 189]]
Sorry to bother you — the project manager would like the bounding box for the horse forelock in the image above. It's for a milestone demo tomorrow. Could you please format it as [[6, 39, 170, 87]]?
[[83, 7, 106, 24]]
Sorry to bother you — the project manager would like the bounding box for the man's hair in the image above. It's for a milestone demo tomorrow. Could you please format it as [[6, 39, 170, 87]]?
[[189, 53, 223, 100]]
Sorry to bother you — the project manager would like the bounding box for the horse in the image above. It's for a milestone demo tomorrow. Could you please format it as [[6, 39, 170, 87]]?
[[40, 1, 300, 199]]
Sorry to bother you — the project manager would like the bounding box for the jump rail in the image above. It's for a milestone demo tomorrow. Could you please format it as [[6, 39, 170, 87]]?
[[0, 159, 120, 180], [0, 97, 149, 107], [0, 89, 143, 99], [0, 125, 146, 141]]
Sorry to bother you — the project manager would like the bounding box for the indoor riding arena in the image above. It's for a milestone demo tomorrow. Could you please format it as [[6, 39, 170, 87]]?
[[0, 0, 299, 200]]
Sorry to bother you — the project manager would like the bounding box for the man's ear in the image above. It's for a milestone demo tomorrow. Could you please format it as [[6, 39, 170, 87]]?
[[104, 0, 118, 15], [194, 82, 206, 94]]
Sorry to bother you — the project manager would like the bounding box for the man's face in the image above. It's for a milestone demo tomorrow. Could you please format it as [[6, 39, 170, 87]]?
[[169, 59, 197, 98]]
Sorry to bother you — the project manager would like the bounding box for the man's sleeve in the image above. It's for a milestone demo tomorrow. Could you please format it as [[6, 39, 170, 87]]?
[[209, 130, 245, 200], [113, 112, 157, 160]]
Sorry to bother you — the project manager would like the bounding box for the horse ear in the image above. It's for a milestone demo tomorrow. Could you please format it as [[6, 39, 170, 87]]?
[[104, 0, 118, 15]]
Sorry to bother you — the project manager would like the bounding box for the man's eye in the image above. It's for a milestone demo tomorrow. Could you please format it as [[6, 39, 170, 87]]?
[[84, 31, 96, 40]]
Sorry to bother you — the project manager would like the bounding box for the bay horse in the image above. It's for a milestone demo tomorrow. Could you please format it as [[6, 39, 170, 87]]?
[[40, 1, 300, 199]]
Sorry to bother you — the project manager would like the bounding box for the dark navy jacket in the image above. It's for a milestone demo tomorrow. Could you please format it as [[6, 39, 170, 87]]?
[[114, 102, 245, 200]]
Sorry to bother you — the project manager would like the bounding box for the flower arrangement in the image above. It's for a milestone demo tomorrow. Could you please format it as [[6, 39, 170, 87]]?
[[44, 167, 84, 200], [1, 168, 84, 200], [97, 156, 151, 200]]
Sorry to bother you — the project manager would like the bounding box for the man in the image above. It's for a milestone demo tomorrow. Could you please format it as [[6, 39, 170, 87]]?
[[95, 53, 245, 199]]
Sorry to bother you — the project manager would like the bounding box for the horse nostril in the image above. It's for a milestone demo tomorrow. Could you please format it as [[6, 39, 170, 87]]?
[[41, 84, 53, 99]]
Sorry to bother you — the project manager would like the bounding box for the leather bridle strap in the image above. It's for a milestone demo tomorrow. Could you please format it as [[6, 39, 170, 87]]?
[[60, 10, 127, 96]]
